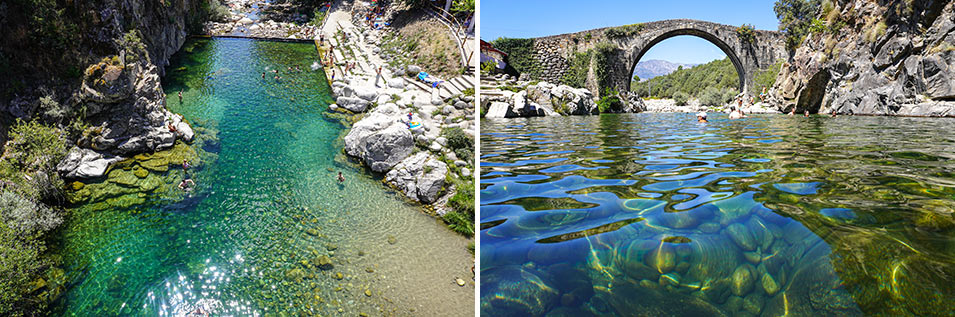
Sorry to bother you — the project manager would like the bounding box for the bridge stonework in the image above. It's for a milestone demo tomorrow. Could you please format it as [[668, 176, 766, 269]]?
[[528, 19, 789, 96]]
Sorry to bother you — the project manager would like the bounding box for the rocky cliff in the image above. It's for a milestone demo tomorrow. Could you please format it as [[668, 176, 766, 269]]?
[[0, 0, 207, 178], [772, 0, 955, 116]]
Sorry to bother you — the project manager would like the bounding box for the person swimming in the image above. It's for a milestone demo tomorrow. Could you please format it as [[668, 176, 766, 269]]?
[[183, 159, 191, 170], [337, 172, 345, 183], [179, 178, 195, 191], [697, 112, 708, 123]]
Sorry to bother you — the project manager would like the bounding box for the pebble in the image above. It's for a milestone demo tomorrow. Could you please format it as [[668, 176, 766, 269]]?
[[731, 264, 756, 296], [455, 278, 466, 286], [761, 272, 780, 296]]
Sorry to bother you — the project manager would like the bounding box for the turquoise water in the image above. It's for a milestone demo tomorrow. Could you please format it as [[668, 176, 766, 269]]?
[[52, 38, 473, 316], [480, 113, 955, 316]]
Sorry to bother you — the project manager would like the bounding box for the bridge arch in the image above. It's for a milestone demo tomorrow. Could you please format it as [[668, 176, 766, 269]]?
[[627, 29, 746, 94]]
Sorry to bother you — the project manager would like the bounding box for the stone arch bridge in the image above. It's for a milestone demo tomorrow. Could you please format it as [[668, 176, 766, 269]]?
[[525, 19, 789, 96]]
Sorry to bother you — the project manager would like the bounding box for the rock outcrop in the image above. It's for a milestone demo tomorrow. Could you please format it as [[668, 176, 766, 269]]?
[[343, 110, 415, 173], [483, 81, 603, 118], [771, 0, 955, 116], [385, 152, 448, 203]]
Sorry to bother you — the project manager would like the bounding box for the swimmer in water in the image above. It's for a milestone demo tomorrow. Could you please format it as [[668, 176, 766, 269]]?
[[337, 172, 345, 183], [697, 112, 708, 123]]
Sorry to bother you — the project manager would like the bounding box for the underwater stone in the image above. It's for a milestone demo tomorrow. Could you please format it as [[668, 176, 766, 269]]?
[[726, 223, 757, 251], [698, 222, 721, 233], [455, 278, 466, 286], [326, 243, 338, 251], [313, 255, 333, 270], [333, 272, 344, 280], [761, 272, 780, 296], [644, 242, 677, 274], [387, 235, 397, 244], [742, 293, 764, 315], [480, 265, 559, 316], [731, 264, 756, 296], [364, 289, 372, 296], [133, 167, 148, 178], [725, 295, 743, 313]]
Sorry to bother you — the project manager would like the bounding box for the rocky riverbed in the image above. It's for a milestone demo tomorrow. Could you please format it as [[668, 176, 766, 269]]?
[[203, 0, 322, 39]]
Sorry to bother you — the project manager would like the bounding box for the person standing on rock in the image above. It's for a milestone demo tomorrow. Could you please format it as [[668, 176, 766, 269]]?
[[375, 66, 383, 87]]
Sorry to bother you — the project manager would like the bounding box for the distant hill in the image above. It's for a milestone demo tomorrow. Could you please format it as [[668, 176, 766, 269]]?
[[632, 59, 698, 81], [630, 57, 738, 98]]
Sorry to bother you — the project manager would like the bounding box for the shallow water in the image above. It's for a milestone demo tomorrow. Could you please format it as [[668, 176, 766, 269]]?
[[480, 113, 955, 316], [52, 38, 473, 316]]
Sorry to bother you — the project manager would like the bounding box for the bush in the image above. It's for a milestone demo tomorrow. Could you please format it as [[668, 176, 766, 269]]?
[[605, 23, 644, 38], [0, 120, 68, 204], [441, 127, 473, 153], [0, 192, 61, 239], [673, 91, 689, 106], [774, 0, 822, 51], [442, 211, 473, 237], [0, 220, 47, 316], [597, 93, 623, 113], [736, 24, 757, 44], [560, 50, 592, 88], [491, 38, 541, 78], [698, 87, 724, 106]]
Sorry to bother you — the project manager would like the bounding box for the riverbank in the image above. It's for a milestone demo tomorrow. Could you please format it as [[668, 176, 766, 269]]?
[[320, 1, 477, 236]]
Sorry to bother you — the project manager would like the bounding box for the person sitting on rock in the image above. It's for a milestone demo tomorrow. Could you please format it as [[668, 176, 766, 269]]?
[[168, 122, 178, 132], [179, 178, 195, 191], [788, 109, 795, 116], [337, 172, 345, 183]]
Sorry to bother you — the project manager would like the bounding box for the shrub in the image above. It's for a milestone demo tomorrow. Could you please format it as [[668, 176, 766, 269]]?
[[736, 24, 757, 44], [441, 127, 473, 153], [597, 92, 623, 113], [698, 86, 724, 106], [605, 24, 644, 38], [560, 50, 592, 88], [442, 211, 473, 237], [0, 192, 62, 239], [39, 95, 67, 123], [673, 91, 689, 106], [774, 0, 822, 51], [0, 220, 47, 316], [0, 120, 68, 203]]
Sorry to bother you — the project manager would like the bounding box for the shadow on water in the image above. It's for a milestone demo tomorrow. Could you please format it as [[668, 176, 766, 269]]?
[[480, 113, 955, 316]]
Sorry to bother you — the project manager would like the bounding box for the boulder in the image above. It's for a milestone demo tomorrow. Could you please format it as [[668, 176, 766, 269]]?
[[57, 147, 122, 179], [337, 96, 370, 113], [405, 65, 421, 76], [385, 152, 448, 203], [343, 113, 414, 172]]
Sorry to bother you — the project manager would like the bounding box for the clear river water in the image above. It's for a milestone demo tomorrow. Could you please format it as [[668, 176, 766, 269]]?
[[480, 113, 955, 316], [51, 37, 473, 316]]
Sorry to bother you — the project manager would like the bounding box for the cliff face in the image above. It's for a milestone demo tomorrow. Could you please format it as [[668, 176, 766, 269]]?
[[0, 0, 205, 177], [772, 0, 955, 116]]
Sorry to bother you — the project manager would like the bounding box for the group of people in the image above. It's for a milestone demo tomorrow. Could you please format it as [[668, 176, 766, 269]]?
[[178, 159, 195, 191]]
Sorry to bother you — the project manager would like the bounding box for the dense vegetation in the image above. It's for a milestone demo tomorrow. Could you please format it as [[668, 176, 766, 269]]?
[[490, 38, 541, 78], [440, 128, 475, 237], [630, 57, 740, 99], [0, 120, 69, 316]]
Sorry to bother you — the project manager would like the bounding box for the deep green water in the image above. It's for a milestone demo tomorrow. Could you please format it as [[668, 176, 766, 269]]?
[[480, 113, 955, 316], [52, 38, 473, 316]]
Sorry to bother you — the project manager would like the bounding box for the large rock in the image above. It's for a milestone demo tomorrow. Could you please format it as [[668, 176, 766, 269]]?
[[336, 96, 370, 113], [385, 152, 448, 203], [57, 147, 121, 179], [343, 113, 414, 172]]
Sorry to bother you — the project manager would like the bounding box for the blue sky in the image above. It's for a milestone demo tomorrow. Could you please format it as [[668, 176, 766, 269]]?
[[481, 0, 780, 64]]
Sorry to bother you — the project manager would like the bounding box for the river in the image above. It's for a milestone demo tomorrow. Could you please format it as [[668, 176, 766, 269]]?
[[480, 113, 955, 316], [51, 37, 474, 316]]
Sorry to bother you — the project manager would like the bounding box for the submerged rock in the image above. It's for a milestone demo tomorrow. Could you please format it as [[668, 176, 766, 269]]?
[[480, 266, 559, 316], [731, 264, 756, 297]]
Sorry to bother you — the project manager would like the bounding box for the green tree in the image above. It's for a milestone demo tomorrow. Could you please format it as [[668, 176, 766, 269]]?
[[774, 0, 822, 51]]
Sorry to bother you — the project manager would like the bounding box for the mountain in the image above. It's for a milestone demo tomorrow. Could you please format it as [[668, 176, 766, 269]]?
[[632, 59, 698, 81]]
